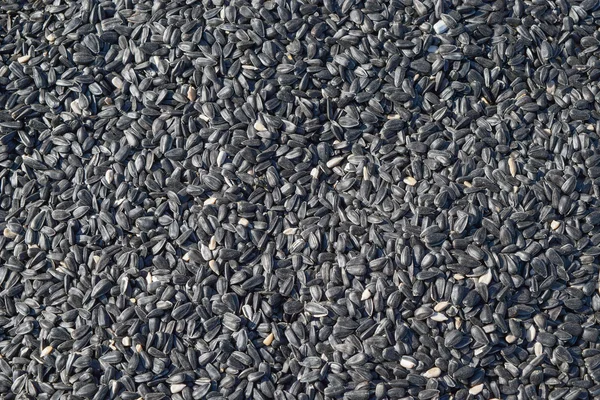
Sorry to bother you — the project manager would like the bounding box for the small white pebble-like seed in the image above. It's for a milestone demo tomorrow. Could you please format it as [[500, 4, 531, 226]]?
[[18, 55, 31, 63], [41, 346, 53, 357], [111, 76, 123, 89], [469, 384, 484, 395], [46, 33, 56, 42], [423, 367, 441, 378], [283, 228, 297, 235], [434, 301, 450, 312], [509, 157, 517, 177], [506, 334, 518, 343], [238, 218, 249, 227], [550, 220, 560, 230], [430, 312, 448, 322], [400, 356, 416, 369], [204, 197, 217, 205], [70, 100, 81, 114], [403, 176, 417, 186], [254, 120, 267, 131], [326, 156, 345, 168], [263, 333, 274, 346], [387, 114, 401, 119], [135, 344, 143, 352], [209, 236, 217, 250], [361, 289, 371, 301], [122, 337, 131, 347], [453, 273, 464, 280], [105, 169, 114, 184], [130, 298, 136, 303], [182, 253, 190, 262], [463, 181, 472, 187], [433, 20, 448, 34], [170, 384, 187, 394]]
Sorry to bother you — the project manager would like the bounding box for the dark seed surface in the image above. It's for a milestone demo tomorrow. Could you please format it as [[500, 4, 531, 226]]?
[[2, 0, 600, 399]]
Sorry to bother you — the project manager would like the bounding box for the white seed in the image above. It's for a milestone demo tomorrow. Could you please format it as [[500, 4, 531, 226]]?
[[361, 289, 371, 301], [434, 301, 451, 312], [423, 367, 441, 378], [112, 76, 123, 89], [534, 342, 543, 356], [430, 312, 448, 322], [283, 228, 297, 235], [526, 325, 536, 342], [550, 220, 560, 230], [187, 86, 197, 101], [41, 346, 53, 357], [433, 20, 448, 34], [254, 120, 267, 131], [46, 33, 56, 42], [263, 332, 274, 346], [463, 181, 472, 187], [326, 156, 345, 168], [403, 176, 417, 186], [310, 167, 320, 179], [182, 252, 190, 262], [506, 334, 518, 343], [135, 344, 143, 352], [122, 337, 131, 347], [453, 273, 465, 280], [171, 384, 187, 394], [469, 384, 484, 395], [209, 236, 217, 250], [3, 228, 16, 239], [204, 197, 217, 205], [18, 54, 31, 63], [400, 356, 416, 369], [70, 100, 81, 114], [478, 269, 492, 285], [105, 169, 114, 184], [238, 218, 249, 227], [509, 157, 517, 177]]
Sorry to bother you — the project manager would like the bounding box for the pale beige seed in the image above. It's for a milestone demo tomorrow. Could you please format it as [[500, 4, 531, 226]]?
[[526, 325, 536, 342], [18, 54, 31, 63], [111, 76, 123, 89], [263, 332, 274, 346], [403, 176, 417, 186], [361, 289, 371, 301], [41, 346, 53, 357], [463, 181, 472, 187], [204, 197, 217, 205], [434, 301, 450, 312], [135, 344, 143, 352], [187, 86, 197, 101], [254, 120, 267, 131], [422, 367, 441, 378], [209, 236, 217, 250], [238, 218, 249, 227], [122, 337, 131, 347], [430, 312, 448, 322], [453, 273, 465, 280], [46, 33, 56, 42], [3, 228, 16, 239], [182, 253, 190, 262], [550, 220, 560, 230], [469, 384, 484, 395], [506, 334, 518, 343], [508, 157, 517, 177], [242, 64, 259, 70], [283, 228, 297, 235], [130, 298, 136, 303]]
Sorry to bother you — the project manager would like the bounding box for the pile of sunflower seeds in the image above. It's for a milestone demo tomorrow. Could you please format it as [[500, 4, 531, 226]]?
[[2, 0, 600, 398]]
